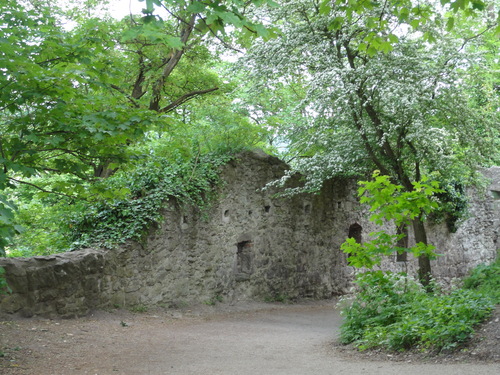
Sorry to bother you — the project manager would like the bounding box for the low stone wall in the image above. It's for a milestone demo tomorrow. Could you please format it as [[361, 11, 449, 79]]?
[[0, 152, 498, 317], [0, 250, 107, 317]]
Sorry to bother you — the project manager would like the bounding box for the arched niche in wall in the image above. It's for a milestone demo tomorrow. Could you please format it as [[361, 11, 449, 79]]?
[[235, 240, 253, 281], [347, 223, 362, 258], [348, 223, 362, 243]]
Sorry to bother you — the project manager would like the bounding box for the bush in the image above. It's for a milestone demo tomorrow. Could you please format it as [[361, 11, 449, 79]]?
[[340, 269, 496, 352], [339, 271, 424, 345], [462, 255, 500, 303]]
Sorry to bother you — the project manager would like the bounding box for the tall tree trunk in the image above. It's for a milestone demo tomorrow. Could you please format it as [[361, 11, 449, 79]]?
[[412, 216, 432, 290], [396, 224, 408, 262]]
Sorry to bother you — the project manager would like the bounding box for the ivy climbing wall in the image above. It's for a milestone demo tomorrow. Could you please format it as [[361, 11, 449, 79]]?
[[0, 151, 498, 318]]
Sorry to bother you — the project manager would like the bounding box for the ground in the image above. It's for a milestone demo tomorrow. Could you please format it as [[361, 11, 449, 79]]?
[[0, 300, 498, 375]]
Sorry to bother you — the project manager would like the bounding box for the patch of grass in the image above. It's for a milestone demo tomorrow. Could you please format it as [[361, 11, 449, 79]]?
[[204, 294, 223, 306], [129, 304, 148, 313]]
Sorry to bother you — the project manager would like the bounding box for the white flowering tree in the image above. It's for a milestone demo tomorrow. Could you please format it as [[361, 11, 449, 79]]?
[[239, 0, 499, 286]]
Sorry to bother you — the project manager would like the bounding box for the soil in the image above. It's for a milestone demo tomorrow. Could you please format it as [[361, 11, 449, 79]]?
[[0, 299, 498, 375]]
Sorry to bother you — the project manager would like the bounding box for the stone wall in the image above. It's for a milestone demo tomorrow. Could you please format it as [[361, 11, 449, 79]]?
[[0, 151, 498, 317]]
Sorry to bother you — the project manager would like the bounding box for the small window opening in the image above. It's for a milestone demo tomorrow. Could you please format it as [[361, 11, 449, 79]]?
[[304, 204, 311, 214], [224, 210, 230, 217], [182, 216, 188, 224], [264, 205, 271, 213], [236, 241, 253, 278], [348, 223, 362, 243], [337, 201, 342, 209], [347, 223, 362, 258]]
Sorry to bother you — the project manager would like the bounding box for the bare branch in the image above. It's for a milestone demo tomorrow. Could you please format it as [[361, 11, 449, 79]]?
[[8, 177, 83, 200], [110, 84, 142, 107], [459, 23, 498, 51]]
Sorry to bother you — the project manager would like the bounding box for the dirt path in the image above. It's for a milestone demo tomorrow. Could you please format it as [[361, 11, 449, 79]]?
[[1, 300, 499, 375]]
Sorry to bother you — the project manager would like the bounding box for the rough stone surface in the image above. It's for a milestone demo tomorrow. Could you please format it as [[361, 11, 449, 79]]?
[[0, 151, 498, 317]]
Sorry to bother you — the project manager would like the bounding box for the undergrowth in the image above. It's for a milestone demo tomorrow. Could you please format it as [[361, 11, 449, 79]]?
[[339, 256, 499, 352], [462, 255, 500, 303]]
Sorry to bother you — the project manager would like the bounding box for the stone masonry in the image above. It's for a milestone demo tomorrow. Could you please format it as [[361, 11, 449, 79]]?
[[0, 151, 498, 317]]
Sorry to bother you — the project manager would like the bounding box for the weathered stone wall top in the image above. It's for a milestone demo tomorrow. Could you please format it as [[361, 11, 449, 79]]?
[[0, 249, 107, 318]]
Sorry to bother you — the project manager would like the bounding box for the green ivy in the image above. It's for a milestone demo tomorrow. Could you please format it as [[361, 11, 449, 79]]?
[[70, 151, 233, 249], [430, 180, 469, 233]]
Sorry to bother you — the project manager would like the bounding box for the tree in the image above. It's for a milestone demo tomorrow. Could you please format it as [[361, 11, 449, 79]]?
[[0, 0, 277, 254], [240, 0, 499, 286], [341, 172, 441, 276]]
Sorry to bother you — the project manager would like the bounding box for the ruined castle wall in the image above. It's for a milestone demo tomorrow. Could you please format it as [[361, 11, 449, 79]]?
[[0, 152, 498, 317]]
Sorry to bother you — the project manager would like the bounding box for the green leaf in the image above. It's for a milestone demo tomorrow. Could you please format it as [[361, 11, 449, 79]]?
[[144, 0, 155, 13], [388, 34, 399, 44], [166, 35, 184, 49], [470, 0, 485, 10], [446, 16, 455, 31], [319, 0, 332, 15], [358, 42, 368, 52], [380, 41, 393, 53], [218, 11, 242, 27], [328, 16, 344, 30], [252, 24, 270, 39], [187, 2, 207, 13]]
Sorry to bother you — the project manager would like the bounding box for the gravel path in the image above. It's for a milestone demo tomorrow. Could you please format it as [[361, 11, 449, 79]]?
[[1, 300, 499, 375]]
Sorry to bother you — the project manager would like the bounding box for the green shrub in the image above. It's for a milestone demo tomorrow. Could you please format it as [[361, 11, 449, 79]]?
[[340, 270, 496, 352], [339, 271, 424, 345], [7, 199, 81, 256], [462, 255, 500, 303]]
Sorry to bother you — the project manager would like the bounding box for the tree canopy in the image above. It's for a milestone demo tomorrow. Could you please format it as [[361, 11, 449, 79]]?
[[238, 0, 499, 284], [0, 0, 498, 257]]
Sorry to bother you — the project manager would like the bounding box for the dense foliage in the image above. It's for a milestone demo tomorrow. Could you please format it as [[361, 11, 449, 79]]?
[[463, 255, 500, 303], [241, 0, 499, 285], [1, 0, 275, 256], [243, 0, 499, 187], [70, 152, 233, 250], [340, 260, 498, 352], [341, 172, 441, 269]]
